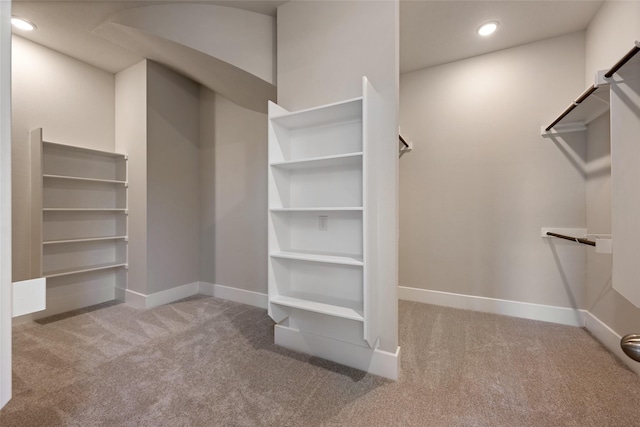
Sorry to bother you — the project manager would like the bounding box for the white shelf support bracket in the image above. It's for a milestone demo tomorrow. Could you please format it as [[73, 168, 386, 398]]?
[[595, 237, 613, 254]]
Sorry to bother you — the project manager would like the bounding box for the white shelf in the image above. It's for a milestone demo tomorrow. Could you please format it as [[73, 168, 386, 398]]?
[[270, 97, 363, 130], [43, 208, 127, 213], [270, 152, 363, 170], [543, 84, 610, 135], [270, 295, 364, 322], [567, 85, 610, 124], [32, 132, 130, 302], [43, 140, 127, 159], [44, 262, 127, 279], [43, 235, 127, 245], [544, 43, 640, 134], [270, 207, 363, 212], [271, 250, 363, 266], [267, 77, 383, 353], [43, 174, 127, 185]]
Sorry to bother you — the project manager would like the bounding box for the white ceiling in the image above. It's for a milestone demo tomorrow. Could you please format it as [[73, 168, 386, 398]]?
[[400, 0, 603, 73], [12, 0, 604, 76]]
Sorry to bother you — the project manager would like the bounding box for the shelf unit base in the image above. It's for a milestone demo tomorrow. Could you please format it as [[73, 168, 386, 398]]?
[[274, 324, 399, 380]]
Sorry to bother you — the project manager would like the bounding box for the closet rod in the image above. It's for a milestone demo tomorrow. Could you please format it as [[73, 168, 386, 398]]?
[[545, 41, 639, 132], [399, 134, 409, 148], [544, 85, 597, 132], [546, 232, 595, 247], [604, 42, 640, 78]]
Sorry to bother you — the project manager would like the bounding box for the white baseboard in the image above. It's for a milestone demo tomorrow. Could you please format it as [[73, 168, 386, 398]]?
[[200, 282, 268, 309], [125, 281, 200, 310], [585, 311, 640, 375], [121, 282, 267, 310], [275, 324, 400, 380], [399, 286, 587, 327], [198, 282, 215, 296]]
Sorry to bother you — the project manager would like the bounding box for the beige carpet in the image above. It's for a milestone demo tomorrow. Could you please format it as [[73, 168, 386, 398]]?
[[1, 296, 639, 426]]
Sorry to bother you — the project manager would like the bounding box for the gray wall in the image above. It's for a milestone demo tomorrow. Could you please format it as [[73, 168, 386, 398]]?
[[199, 87, 267, 291], [399, 33, 588, 308], [116, 60, 200, 296], [12, 36, 115, 282], [277, 0, 399, 352], [147, 61, 200, 293]]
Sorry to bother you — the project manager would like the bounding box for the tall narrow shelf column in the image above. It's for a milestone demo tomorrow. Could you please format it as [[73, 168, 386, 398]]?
[[267, 77, 396, 378], [30, 129, 128, 316]]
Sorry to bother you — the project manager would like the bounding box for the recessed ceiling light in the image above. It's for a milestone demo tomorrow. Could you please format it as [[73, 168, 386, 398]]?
[[477, 21, 499, 37], [11, 17, 36, 31]]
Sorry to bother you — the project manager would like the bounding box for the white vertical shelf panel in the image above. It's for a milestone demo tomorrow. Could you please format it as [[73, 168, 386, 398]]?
[[267, 77, 379, 349], [30, 129, 44, 277], [362, 76, 381, 347]]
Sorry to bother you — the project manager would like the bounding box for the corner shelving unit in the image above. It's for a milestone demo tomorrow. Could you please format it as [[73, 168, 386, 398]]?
[[268, 77, 383, 362], [30, 128, 128, 313], [541, 42, 640, 308]]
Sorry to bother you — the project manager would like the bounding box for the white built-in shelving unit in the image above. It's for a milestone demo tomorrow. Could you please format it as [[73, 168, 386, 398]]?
[[30, 129, 128, 309], [268, 77, 383, 359]]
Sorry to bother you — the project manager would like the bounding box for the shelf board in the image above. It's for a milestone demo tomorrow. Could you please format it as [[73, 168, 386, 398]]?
[[543, 84, 610, 134], [270, 152, 363, 170], [43, 141, 127, 159], [270, 250, 363, 266], [43, 174, 127, 185], [270, 295, 364, 322], [270, 97, 362, 130], [43, 236, 127, 245], [43, 208, 127, 213], [544, 42, 640, 134], [270, 207, 363, 212], [44, 262, 127, 278]]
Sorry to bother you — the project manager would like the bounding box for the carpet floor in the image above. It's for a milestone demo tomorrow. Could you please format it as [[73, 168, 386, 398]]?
[[1, 296, 639, 426]]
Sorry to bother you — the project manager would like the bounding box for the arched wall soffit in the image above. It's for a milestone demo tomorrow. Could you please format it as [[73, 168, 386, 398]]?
[[94, 4, 276, 113]]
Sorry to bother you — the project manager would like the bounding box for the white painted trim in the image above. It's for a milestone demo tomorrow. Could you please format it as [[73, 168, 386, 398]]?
[[123, 289, 146, 309], [585, 311, 640, 375], [399, 286, 587, 327], [122, 282, 267, 311], [198, 281, 215, 296], [0, 0, 11, 408], [125, 281, 200, 310], [12, 278, 46, 317], [202, 282, 268, 309], [275, 325, 400, 380]]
